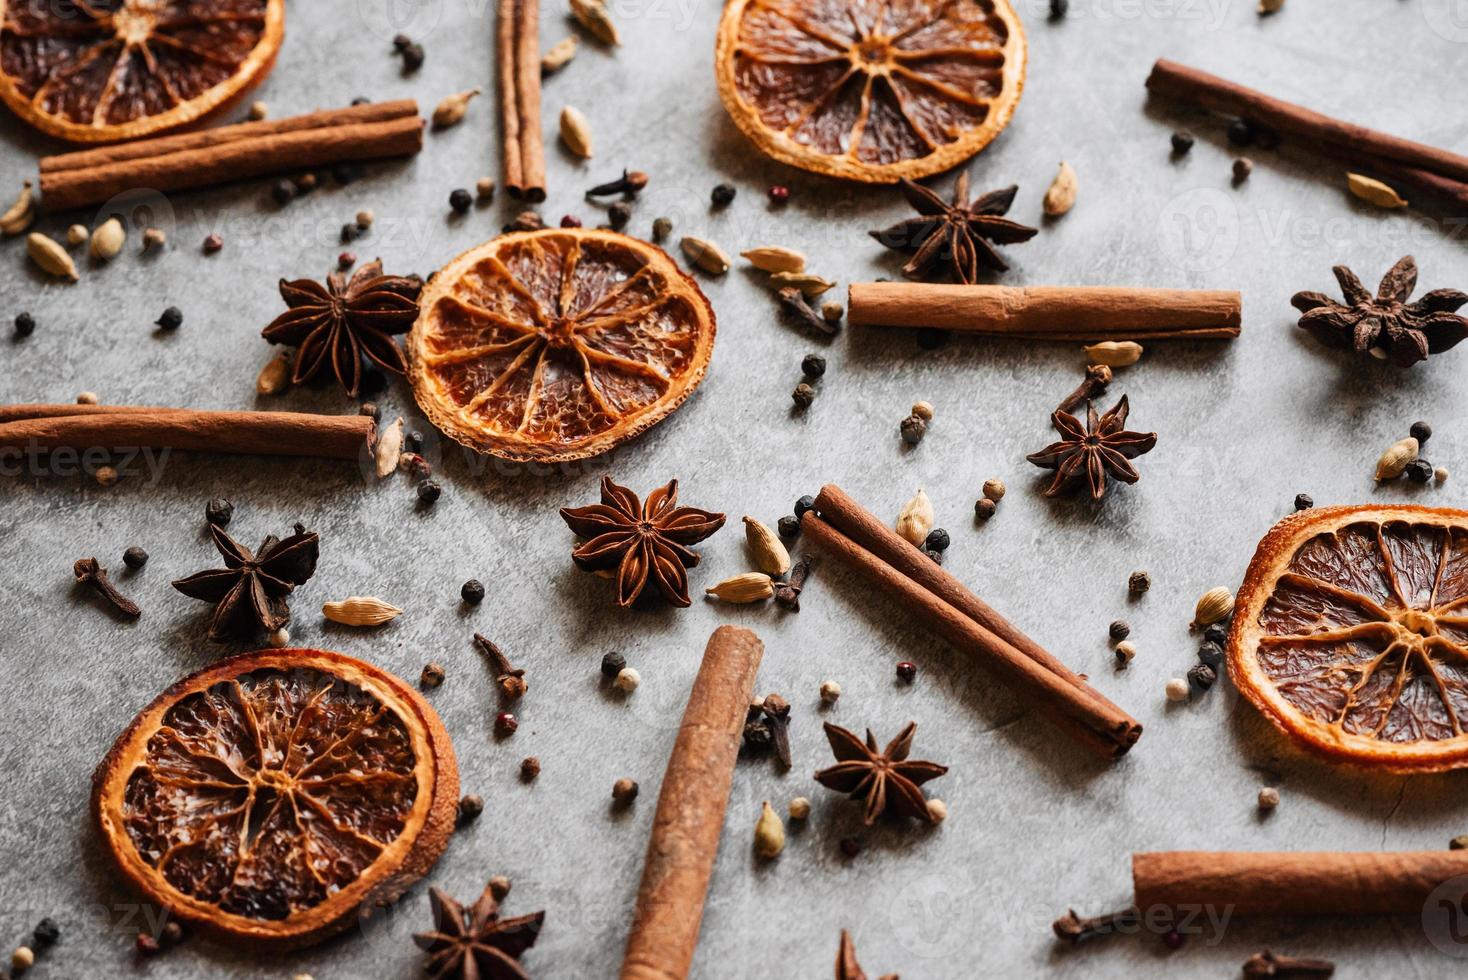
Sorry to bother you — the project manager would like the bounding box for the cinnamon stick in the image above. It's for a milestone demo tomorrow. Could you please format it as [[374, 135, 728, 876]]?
[[621, 626, 764, 980], [1134, 851, 1468, 917], [0, 409, 374, 461], [803, 493, 1141, 760], [847, 282, 1241, 340], [1146, 59, 1468, 184], [499, 0, 546, 201], [38, 101, 424, 212]]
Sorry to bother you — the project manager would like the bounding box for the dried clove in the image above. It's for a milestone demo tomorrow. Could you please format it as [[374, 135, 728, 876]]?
[[773, 555, 813, 611], [474, 633, 527, 699], [74, 557, 141, 619], [1051, 907, 1139, 944], [1057, 363, 1113, 415], [777, 287, 837, 337], [1242, 950, 1335, 977], [761, 693, 792, 770], [585, 169, 648, 198]]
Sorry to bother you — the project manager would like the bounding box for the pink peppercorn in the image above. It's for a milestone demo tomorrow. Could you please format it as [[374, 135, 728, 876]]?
[[338, 251, 356, 268], [768, 185, 790, 203], [202, 232, 223, 253], [560, 215, 583, 228], [495, 712, 518, 735]]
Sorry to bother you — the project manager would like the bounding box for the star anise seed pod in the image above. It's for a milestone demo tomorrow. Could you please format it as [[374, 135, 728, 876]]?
[[261, 258, 422, 397], [171, 523, 319, 640], [1292, 255, 1468, 367], [869, 171, 1038, 284], [1026, 395, 1158, 501], [836, 929, 899, 980], [559, 476, 726, 608], [813, 721, 948, 826], [412, 883, 544, 980]]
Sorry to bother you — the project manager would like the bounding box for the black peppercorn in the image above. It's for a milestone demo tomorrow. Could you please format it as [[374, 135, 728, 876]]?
[[123, 546, 149, 570], [652, 216, 672, 242], [520, 756, 541, 781], [607, 201, 632, 229], [417, 480, 443, 503], [155, 306, 183, 331], [340, 222, 360, 244], [1187, 663, 1217, 692], [839, 837, 863, 858], [1406, 458, 1434, 484], [1294, 493, 1314, 511], [924, 528, 950, 552], [601, 651, 626, 678], [457, 793, 484, 822], [270, 179, 294, 205], [1128, 570, 1151, 595], [1049, 0, 1068, 18], [32, 918, 60, 947], [1197, 641, 1224, 668], [792, 382, 815, 408], [801, 353, 826, 378], [1170, 130, 1194, 155], [1227, 119, 1256, 146], [974, 497, 996, 520], [924, 548, 943, 565], [1409, 420, 1432, 443], [461, 579, 485, 604], [1109, 619, 1130, 641], [1203, 623, 1227, 645], [406, 430, 425, 452], [205, 498, 233, 527], [1232, 157, 1253, 182], [900, 414, 927, 445], [711, 183, 736, 207], [896, 660, 917, 682], [777, 515, 800, 540], [794, 494, 816, 519], [449, 188, 473, 214], [332, 163, 362, 185], [14, 311, 35, 338], [401, 42, 425, 70]]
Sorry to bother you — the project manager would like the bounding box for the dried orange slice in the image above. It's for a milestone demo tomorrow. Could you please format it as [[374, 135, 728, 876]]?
[[408, 229, 717, 463], [92, 649, 458, 949], [0, 0, 284, 144], [1230, 505, 1468, 773], [714, 0, 1026, 183]]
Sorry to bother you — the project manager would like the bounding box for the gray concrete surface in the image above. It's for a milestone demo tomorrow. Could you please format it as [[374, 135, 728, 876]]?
[[5, 0, 1468, 976]]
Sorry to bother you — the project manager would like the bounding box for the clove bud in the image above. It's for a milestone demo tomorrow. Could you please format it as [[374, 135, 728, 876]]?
[[585, 169, 648, 198], [474, 633, 527, 699], [74, 557, 141, 619], [1051, 907, 1139, 944], [773, 555, 812, 612], [777, 287, 838, 337], [1242, 950, 1335, 978]]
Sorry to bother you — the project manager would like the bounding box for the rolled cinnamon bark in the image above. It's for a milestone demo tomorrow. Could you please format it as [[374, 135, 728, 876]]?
[[38, 102, 424, 212], [0, 404, 191, 424], [847, 282, 1241, 340], [620, 626, 764, 980], [499, 0, 546, 201], [1134, 851, 1468, 916], [1146, 59, 1468, 184], [0, 409, 374, 461], [802, 508, 1141, 759]]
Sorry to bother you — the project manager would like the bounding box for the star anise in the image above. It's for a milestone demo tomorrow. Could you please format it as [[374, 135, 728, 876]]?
[[836, 929, 899, 980], [171, 523, 318, 640], [412, 882, 544, 980], [1292, 255, 1468, 367], [869, 171, 1037, 283], [1026, 395, 1157, 501], [813, 722, 948, 826], [559, 476, 726, 608], [261, 258, 422, 397]]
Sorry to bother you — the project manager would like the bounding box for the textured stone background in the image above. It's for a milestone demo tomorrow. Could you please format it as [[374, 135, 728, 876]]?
[[4, 0, 1468, 977]]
